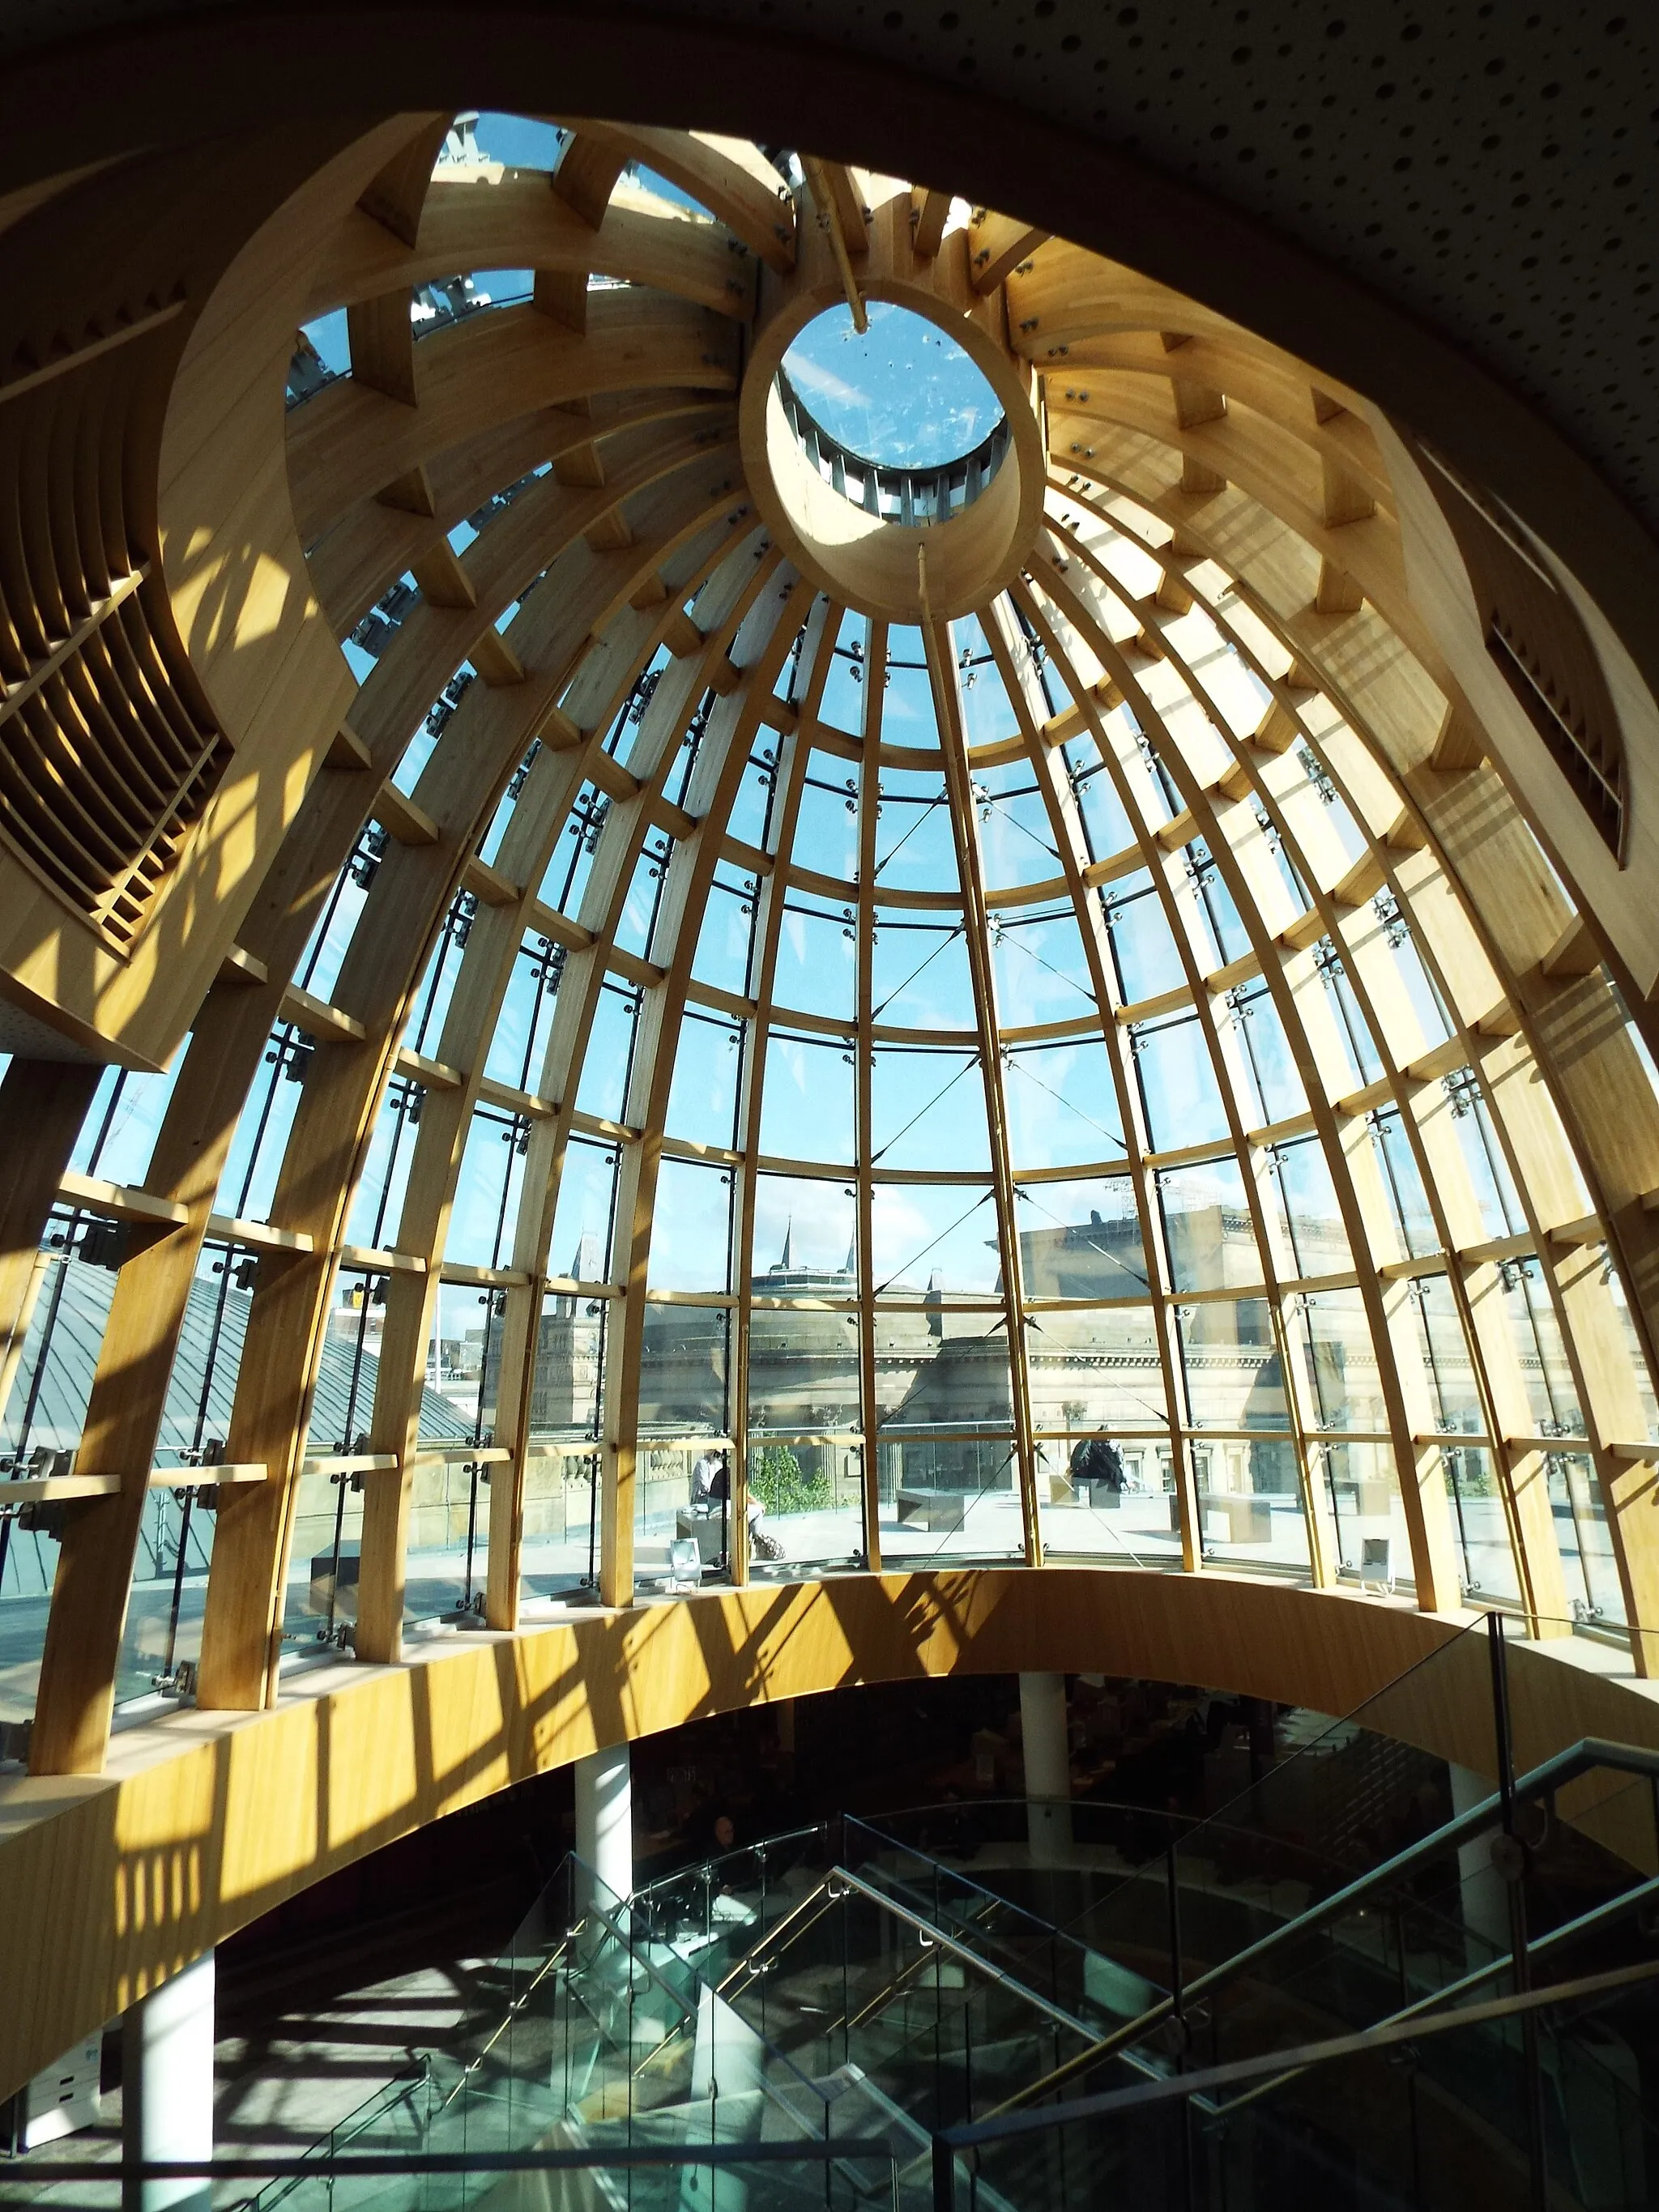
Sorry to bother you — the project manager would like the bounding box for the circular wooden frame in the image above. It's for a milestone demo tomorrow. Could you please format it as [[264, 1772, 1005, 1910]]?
[[739, 223, 1044, 623]]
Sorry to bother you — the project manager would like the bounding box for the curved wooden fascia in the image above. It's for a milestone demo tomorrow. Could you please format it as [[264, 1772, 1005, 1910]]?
[[307, 393, 732, 637], [109, 121, 431, 1067], [1371, 415, 1659, 1012], [305, 177, 754, 323], [286, 294, 740, 533], [6, 1567, 1658, 2112]]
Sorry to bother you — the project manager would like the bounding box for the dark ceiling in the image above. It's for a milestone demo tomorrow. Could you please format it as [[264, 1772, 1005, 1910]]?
[[7, 0, 1656, 535]]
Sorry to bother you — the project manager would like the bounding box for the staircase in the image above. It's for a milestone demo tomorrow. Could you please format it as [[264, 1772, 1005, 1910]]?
[[263, 1747, 1659, 2212]]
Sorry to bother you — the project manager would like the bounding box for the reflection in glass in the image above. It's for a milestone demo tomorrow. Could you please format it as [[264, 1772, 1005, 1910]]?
[[1178, 1297, 1287, 1430], [1026, 1306, 1167, 1432], [1158, 1157, 1262, 1293], [1193, 1435, 1309, 1575], [1017, 1178, 1147, 1300]]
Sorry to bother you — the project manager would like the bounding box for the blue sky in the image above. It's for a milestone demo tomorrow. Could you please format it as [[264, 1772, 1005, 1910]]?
[[783, 301, 1003, 467]]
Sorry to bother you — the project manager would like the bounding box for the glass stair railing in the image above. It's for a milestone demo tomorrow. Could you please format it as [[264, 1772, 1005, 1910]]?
[[248, 1614, 1659, 2212]]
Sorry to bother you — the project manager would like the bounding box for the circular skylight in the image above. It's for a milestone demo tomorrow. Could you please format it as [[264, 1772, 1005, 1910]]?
[[781, 300, 1004, 469]]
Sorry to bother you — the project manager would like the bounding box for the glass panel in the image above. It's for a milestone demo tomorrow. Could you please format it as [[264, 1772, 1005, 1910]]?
[[66, 1047, 189, 1187], [403, 1452, 493, 1625], [646, 1161, 732, 1291], [1133, 1015, 1230, 1149], [518, 1447, 600, 1605], [1407, 1273, 1483, 1434], [1017, 1175, 1148, 1299], [1320, 1438, 1409, 1582], [1158, 1156, 1262, 1291], [723, 741, 779, 850], [868, 915, 975, 1029], [1498, 1256, 1584, 1433], [639, 1304, 728, 1436], [1065, 740, 1135, 856], [1291, 1287, 1386, 1430], [690, 873, 757, 995], [751, 1174, 856, 1289], [1442, 1443, 1520, 1605], [342, 1074, 420, 1251], [215, 1025, 306, 1224], [872, 768, 958, 893], [1548, 1449, 1625, 1627], [482, 934, 564, 1089], [1035, 1430, 1181, 1563], [748, 1304, 861, 1435], [869, 1046, 987, 1172], [1230, 982, 1309, 1123], [612, 839, 671, 960], [573, 984, 640, 1126], [443, 1106, 526, 1268], [1003, 1038, 1127, 1169], [877, 1432, 1023, 1562], [990, 905, 1098, 1023], [1369, 1102, 1439, 1257], [744, 1440, 865, 1575], [113, 1482, 216, 1707], [758, 1034, 855, 1164], [2, 1234, 117, 1468], [1441, 1067, 1525, 1236], [279, 1460, 364, 1664], [1267, 1134, 1354, 1275], [819, 630, 867, 734], [1178, 1296, 1287, 1429], [1026, 1305, 1169, 1430], [975, 763, 1062, 888], [518, 1284, 606, 1605], [1107, 873, 1186, 1001], [770, 897, 856, 1021], [870, 1182, 1000, 1297], [664, 1009, 741, 1150], [549, 1138, 618, 1284], [0, 1501, 58, 1727], [791, 761, 860, 879], [1194, 1434, 1309, 1575]]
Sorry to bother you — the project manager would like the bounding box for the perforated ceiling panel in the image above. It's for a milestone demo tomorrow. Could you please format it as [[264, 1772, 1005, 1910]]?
[[6, 0, 1657, 529]]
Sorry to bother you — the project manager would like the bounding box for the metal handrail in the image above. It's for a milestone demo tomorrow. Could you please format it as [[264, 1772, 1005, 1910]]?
[[930, 1952, 1659, 2208], [33, 2137, 905, 2187], [968, 1733, 1659, 2116], [827, 1864, 1097, 2041]]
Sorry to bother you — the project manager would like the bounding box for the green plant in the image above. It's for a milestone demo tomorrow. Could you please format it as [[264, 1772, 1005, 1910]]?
[[749, 1444, 830, 1516]]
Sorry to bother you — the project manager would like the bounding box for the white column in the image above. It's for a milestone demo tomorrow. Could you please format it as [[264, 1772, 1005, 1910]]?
[[122, 1950, 214, 2212], [1448, 1762, 1511, 1967], [575, 1740, 633, 1903], [1020, 1672, 1073, 1865]]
